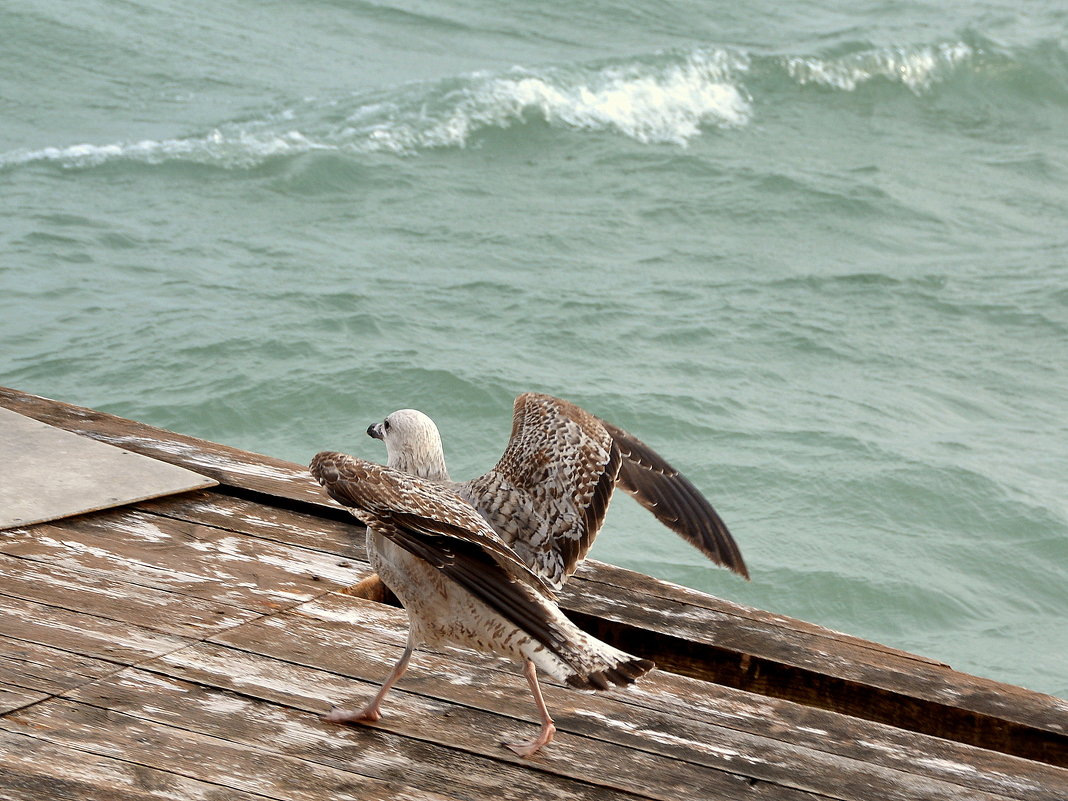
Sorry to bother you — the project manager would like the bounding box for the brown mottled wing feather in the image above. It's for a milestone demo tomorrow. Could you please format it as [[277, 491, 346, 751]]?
[[462, 393, 749, 587], [460, 393, 621, 590], [598, 420, 750, 580], [310, 451, 557, 598]]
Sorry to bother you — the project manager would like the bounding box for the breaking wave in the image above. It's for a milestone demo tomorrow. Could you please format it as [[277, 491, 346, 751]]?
[[359, 47, 753, 150], [784, 41, 977, 93], [2, 37, 1060, 169]]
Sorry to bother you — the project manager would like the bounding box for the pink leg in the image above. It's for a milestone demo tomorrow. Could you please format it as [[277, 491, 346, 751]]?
[[322, 634, 414, 724], [504, 660, 556, 757]]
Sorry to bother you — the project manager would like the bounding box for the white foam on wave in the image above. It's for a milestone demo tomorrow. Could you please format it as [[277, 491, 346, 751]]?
[[0, 41, 987, 170], [0, 48, 751, 169], [358, 48, 752, 152], [785, 42, 975, 94], [0, 128, 329, 170]]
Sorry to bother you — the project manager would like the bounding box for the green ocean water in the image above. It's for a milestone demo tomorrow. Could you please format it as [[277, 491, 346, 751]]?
[[2, 1, 1066, 697]]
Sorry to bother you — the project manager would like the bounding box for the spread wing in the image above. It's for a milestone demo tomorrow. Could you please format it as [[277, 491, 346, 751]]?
[[310, 451, 557, 600], [599, 420, 749, 580], [459, 393, 749, 588]]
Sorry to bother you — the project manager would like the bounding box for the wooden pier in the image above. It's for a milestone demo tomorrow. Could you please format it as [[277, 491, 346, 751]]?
[[1, 385, 1066, 801]]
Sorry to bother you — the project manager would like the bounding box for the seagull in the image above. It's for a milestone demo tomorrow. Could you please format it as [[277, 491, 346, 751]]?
[[364, 392, 748, 591], [311, 393, 746, 754], [310, 451, 654, 756]]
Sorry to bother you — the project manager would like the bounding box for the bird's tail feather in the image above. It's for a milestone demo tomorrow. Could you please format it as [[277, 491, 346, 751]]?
[[523, 622, 655, 691], [564, 655, 655, 691]]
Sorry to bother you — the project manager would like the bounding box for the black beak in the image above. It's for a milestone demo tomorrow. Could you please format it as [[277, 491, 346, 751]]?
[[367, 423, 382, 440]]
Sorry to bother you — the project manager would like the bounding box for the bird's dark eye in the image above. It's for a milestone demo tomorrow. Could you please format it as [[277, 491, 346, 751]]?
[[383, 420, 391, 431]]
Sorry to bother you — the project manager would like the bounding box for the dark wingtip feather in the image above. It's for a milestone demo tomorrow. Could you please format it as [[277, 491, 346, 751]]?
[[601, 422, 750, 581]]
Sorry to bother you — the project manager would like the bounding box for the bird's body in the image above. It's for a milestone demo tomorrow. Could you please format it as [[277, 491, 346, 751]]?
[[310, 451, 652, 755], [311, 392, 746, 756]]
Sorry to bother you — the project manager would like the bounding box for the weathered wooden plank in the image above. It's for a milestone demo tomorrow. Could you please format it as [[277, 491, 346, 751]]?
[[65, 668, 768, 801], [0, 637, 117, 698], [0, 595, 191, 667], [626, 666, 1068, 801], [558, 586, 1068, 765], [0, 507, 366, 615], [0, 729, 270, 801], [0, 682, 49, 714], [135, 491, 361, 559], [560, 575, 943, 683], [150, 638, 1068, 801], [1, 698, 631, 801], [193, 593, 1068, 801], [573, 559, 949, 667], [0, 553, 260, 639], [127, 489, 1068, 774]]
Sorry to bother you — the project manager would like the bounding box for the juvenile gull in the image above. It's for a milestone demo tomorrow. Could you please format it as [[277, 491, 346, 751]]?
[[366, 392, 748, 591], [310, 451, 654, 756]]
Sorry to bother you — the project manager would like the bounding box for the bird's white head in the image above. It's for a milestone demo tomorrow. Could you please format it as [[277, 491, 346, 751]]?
[[367, 408, 450, 481]]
